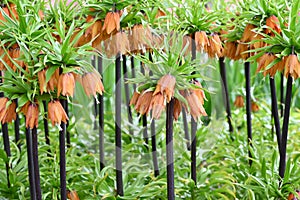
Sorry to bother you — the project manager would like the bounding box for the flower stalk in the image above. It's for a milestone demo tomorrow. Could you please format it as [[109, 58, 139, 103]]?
[[92, 56, 98, 130], [42, 101, 50, 146], [14, 99, 20, 150], [142, 115, 149, 150], [151, 118, 159, 177], [122, 55, 133, 135], [0, 75, 10, 188], [279, 75, 293, 180], [59, 99, 67, 200], [219, 57, 233, 134], [98, 56, 105, 170], [182, 108, 191, 150], [191, 33, 197, 183], [131, 57, 136, 90], [280, 73, 284, 117], [140, 61, 149, 148], [245, 62, 253, 166], [149, 52, 159, 176], [65, 103, 70, 148], [2, 122, 10, 188], [166, 98, 175, 200], [115, 54, 124, 196], [269, 77, 282, 154], [32, 127, 42, 200], [25, 128, 36, 200]]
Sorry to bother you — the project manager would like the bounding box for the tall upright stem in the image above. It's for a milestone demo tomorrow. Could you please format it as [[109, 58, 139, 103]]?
[[269, 77, 282, 154], [122, 55, 133, 135], [65, 103, 70, 148], [131, 56, 136, 91], [32, 127, 42, 200], [182, 108, 191, 151], [0, 74, 10, 188], [279, 75, 293, 179], [2, 123, 10, 188], [166, 99, 175, 200], [42, 101, 50, 146], [142, 115, 149, 150], [115, 54, 124, 196], [151, 118, 159, 176], [59, 99, 67, 200], [149, 52, 159, 176], [140, 60, 149, 147], [98, 56, 105, 170], [14, 99, 21, 150], [245, 62, 253, 166], [280, 73, 284, 117], [219, 57, 233, 134], [92, 56, 98, 129], [25, 128, 36, 200], [191, 33, 197, 182], [191, 118, 197, 183]]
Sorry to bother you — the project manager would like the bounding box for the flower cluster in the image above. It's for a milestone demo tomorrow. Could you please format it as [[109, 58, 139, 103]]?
[[0, 1, 104, 129], [130, 75, 207, 121]]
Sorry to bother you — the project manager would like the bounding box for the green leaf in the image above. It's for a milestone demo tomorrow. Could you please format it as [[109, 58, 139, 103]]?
[[289, 0, 300, 32], [261, 158, 267, 180], [46, 66, 59, 83], [62, 67, 77, 74], [281, 47, 291, 57], [0, 149, 8, 163]]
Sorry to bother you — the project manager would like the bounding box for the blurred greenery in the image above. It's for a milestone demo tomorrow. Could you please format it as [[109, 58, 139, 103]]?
[[0, 0, 300, 199], [1, 55, 300, 199]]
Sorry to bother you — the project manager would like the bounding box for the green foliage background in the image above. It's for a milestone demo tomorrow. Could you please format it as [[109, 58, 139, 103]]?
[[1, 56, 300, 199]]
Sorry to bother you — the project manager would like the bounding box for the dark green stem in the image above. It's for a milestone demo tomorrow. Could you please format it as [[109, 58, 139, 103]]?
[[182, 108, 190, 151], [123, 55, 133, 135], [116, 54, 124, 196], [59, 99, 67, 200], [151, 118, 159, 176], [25, 128, 36, 200], [219, 57, 233, 134], [98, 56, 105, 170], [280, 73, 284, 117], [279, 75, 293, 180], [191, 33, 197, 182], [166, 99, 175, 200], [245, 62, 253, 166], [32, 127, 42, 200], [269, 77, 282, 154], [42, 101, 50, 146], [14, 99, 21, 150]]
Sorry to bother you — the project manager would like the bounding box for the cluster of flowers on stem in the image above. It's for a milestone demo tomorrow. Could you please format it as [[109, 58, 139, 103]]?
[[130, 74, 207, 121]]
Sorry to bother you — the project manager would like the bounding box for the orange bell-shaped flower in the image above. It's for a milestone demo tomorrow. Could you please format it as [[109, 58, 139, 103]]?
[[153, 74, 176, 103], [256, 53, 276, 73], [185, 90, 207, 121], [130, 91, 140, 106], [67, 190, 80, 200], [251, 101, 259, 112], [195, 31, 209, 52], [205, 34, 223, 58], [81, 70, 104, 102], [173, 98, 182, 121], [234, 95, 244, 108], [265, 15, 281, 36], [102, 11, 122, 35], [149, 92, 165, 119], [48, 100, 69, 126], [57, 72, 76, 97], [0, 98, 16, 124], [284, 54, 300, 79], [21, 102, 39, 129], [134, 91, 153, 115]]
